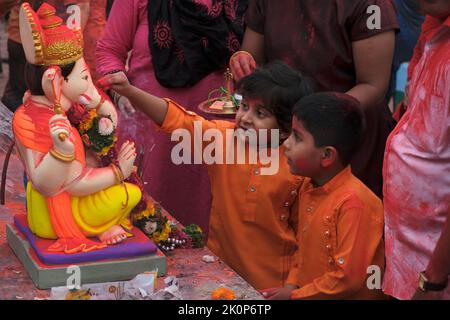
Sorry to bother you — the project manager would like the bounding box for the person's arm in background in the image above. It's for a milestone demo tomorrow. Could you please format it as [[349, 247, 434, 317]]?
[[95, 0, 138, 76], [347, 31, 395, 111], [241, 28, 265, 65], [229, 0, 266, 80], [229, 27, 265, 80], [0, 0, 18, 17], [95, 0, 139, 114], [345, 0, 398, 111]]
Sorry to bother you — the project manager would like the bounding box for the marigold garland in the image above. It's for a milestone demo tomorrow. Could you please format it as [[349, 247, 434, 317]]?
[[67, 102, 117, 158], [132, 197, 201, 251]]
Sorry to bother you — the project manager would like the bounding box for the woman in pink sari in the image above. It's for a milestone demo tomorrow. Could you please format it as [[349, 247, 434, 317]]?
[[96, 0, 247, 235]]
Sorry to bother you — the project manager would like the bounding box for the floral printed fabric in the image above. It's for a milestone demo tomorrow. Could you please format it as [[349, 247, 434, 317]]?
[[147, 0, 248, 88]]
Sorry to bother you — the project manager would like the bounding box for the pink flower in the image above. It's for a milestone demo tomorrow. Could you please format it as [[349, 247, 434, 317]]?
[[98, 117, 114, 136]]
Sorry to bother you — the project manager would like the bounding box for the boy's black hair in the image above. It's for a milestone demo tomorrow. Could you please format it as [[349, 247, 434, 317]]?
[[293, 92, 366, 166], [236, 61, 314, 133]]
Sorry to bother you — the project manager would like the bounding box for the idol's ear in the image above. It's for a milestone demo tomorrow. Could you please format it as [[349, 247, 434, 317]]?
[[19, 3, 44, 65], [42, 67, 63, 103]]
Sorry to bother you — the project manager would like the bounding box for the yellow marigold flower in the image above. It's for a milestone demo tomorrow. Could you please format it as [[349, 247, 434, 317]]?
[[162, 224, 171, 236], [89, 109, 97, 118], [80, 119, 93, 132], [99, 146, 111, 156], [211, 288, 235, 300], [147, 202, 155, 212], [80, 110, 97, 132], [153, 232, 165, 243]]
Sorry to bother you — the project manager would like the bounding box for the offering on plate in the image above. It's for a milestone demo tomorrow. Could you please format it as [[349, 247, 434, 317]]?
[[198, 68, 239, 115]]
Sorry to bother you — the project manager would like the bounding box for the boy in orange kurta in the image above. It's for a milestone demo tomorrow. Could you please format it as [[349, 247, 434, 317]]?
[[99, 62, 313, 290], [263, 93, 385, 299]]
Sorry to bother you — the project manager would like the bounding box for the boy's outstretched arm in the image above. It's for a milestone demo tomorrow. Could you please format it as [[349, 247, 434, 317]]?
[[98, 72, 168, 126]]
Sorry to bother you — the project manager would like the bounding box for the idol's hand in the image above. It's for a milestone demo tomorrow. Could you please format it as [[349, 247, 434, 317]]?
[[117, 140, 136, 179], [49, 114, 75, 155]]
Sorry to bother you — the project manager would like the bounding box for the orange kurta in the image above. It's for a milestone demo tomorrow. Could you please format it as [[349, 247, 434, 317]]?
[[287, 166, 385, 299], [161, 99, 303, 290]]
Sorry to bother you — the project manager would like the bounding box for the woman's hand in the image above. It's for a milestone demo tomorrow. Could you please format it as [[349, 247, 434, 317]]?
[[229, 51, 256, 81]]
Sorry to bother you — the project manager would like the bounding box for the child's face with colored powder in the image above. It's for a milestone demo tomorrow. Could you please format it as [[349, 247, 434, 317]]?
[[283, 116, 323, 177], [235, 97, 283, 145]]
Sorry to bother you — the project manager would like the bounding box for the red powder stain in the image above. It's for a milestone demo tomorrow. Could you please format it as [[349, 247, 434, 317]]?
[[419, 202, 430, 213]]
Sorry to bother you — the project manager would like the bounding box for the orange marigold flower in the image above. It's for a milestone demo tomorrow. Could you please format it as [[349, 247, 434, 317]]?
[[211, 287, 235, 300]]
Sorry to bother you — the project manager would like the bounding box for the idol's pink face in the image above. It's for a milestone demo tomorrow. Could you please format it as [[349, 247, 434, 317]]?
[[61, 58, 92, 105], [418, 0, 450, 18]]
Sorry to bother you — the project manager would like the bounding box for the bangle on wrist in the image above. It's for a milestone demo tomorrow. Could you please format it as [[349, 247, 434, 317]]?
[[49, 149, 75, 162], [103, 69, 123, 76], [110, 163, 124, 184]]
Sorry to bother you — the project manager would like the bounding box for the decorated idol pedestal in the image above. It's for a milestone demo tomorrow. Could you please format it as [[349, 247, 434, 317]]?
[[5, 2, 165, 289]]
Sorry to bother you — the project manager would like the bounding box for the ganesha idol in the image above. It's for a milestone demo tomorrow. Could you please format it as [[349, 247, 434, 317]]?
[[11, 2, 143, 255]]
